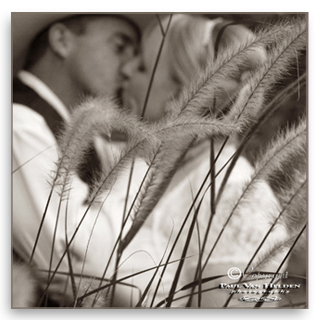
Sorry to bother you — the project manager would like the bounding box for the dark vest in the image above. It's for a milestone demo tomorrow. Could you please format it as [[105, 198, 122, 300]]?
[[12, 77, 102, 187]]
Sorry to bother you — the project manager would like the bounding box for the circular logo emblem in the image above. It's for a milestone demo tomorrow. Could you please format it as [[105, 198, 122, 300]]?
[[228, 267, 242, 279]]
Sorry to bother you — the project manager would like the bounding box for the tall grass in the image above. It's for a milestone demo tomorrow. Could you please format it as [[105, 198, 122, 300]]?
[[12, 13, 307, 308]]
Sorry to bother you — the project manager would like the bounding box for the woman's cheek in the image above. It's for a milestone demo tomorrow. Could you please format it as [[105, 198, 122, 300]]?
[[144, 90, 168, 121]]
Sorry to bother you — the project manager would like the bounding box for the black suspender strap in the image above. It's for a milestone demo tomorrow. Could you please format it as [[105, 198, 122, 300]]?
[[13, 77, 65, 138]]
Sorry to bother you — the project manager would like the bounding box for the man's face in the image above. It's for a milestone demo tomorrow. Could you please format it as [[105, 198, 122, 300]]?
[[65, 16, 139, 99]]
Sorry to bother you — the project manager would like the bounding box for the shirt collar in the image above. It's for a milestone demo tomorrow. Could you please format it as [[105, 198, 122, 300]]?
[[17, 70, 70, 122]]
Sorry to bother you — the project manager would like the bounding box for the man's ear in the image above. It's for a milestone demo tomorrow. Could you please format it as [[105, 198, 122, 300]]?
[[47, 23, 73, 59]]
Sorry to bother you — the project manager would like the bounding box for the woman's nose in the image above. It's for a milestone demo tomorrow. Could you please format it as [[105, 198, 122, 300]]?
[[121, 56, 140, 80]]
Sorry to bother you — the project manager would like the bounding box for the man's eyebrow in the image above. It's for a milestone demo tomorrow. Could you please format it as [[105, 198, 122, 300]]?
[[110, 33, 137, 45]]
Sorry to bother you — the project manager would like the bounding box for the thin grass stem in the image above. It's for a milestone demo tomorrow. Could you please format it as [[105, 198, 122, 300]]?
[[141, 14, 173, 118], [254, 223, 307, 307]]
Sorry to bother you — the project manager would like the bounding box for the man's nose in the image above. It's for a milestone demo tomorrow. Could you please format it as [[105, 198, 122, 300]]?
[[121, 56, 140, 80]]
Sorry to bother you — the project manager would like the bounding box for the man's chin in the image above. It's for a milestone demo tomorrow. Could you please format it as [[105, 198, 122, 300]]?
[[114, 87, 123, 106], [120, 94, 137, 115]]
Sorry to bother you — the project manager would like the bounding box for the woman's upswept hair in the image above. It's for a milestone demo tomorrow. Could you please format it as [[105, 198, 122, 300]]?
[[145, 14, 267, 87]]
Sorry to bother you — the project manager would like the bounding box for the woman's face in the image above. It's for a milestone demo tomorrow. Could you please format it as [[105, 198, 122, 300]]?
[[121, 27, 180, 121]]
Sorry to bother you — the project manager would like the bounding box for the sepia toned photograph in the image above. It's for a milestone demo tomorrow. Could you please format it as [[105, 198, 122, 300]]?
[[12, 12, 307, 309]]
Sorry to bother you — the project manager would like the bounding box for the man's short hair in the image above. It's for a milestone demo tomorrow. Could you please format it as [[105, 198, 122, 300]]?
[[24, 14, 141, 70]]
